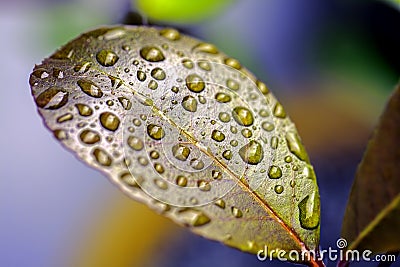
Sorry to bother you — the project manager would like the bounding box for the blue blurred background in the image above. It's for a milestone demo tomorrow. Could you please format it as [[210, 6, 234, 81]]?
[[1, 0, 399, 266]]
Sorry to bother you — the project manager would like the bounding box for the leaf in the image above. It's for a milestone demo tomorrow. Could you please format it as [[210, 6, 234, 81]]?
[[135, 0, 235, 23], [341, 84, 400, 253], [30, 26, 321, 265]]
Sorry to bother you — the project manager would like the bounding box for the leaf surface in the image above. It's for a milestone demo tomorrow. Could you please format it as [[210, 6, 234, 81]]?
[[30, 26, 321, 265], [341, 84, 400, 253]]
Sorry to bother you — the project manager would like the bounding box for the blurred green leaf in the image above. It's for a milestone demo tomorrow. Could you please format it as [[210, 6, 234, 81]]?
[[383, 0, 400, 11], [135, 0, 235, 23], [341, 84, 400, 253]]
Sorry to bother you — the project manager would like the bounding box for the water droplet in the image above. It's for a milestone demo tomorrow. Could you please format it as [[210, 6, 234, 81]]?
[[224, 58, 241, 69], [241, 128, 252, 138], [212, 170, 222, 180], [118, 97, 132, 110], [192, 43, 218, 54], [198, 61, 211, 71], [32, 68, 49, 79], [298, 193, 320, 229], [147, 124, 165, 140], [261, 121, 274, 132], [35, 87, 68, 109], [222, 150, 233, 160], [93, 148, 112, 166], [211, 130, 225, 142], [230, 126, 238, 134], [137, 70, 147, 81], [226, 79, 239, 91], [151, 67, 166, 80], [100, 112, 120, 131], [53, 68, 63, 79], [230, 140, 238, 147], [198, 95, 206, 104], [120, 172, 139, 188], [273, 102, 286, 118], [284, 156, 293, 163], [154, 178, 168, 190], [57, 113, 73, 123], [138, 156, 149, 166], [268, 165, 282, 179], [232, 107, 254, 126], [178, 209, 211, 227], [102, 28, 126, 40], [182, 59, 194, 69], [214, 199, 226, 209], [172, 144, 190, 161], [215, 92, 231, 103], [231, 207, 243, 218], [140, 46, 165, 62], [190, 197, 199, 205], [148, 80, 158, 90], [256, 80, 269, 95], [186, 74, 205, 93], [150, 150, 160, 159], [239, 141, 264, 165], [75, 103, 93, 116], [290, 180, 296, 188], [259, 109, 269, 117], [285, 132, 309, 162], [53, 129, 68, 140], [171, 86, 179, 93], [77, 79, 103, 98], [190, 158, 204, 170], [109, 75, 122, 88], [133, 118, 141, 126], [80, 129, 100, 144], [218, 112, 230, 123], [96, 50, 119, 67], [197, 180, 211, 191], [74, 62, 92, 73], [176, 175, 188, 187], [160, 28, 180, 40], [154, 163, 165, 174], [181, 95, 198, 112], [270, 136, 279, 149], [127, 136, 144, 151], [274, 185, 284, 194]]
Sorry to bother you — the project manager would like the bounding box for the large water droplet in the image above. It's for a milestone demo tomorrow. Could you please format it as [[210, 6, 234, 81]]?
[[75, 103, 93, 116], [80, 129, 101, 144], [77, 79, 103, 98], [151, 67, 166, 80], [140, 46, 165, 62], [298, 193, 320, 230], [181, 95, 198, 112], [211, 130, 225, 142], [239, 141, 263, 165], [285, 132, 309, 162], [268, 165, 282, 179], [100, 112, 120, 131], [93, 148, 112, 166], [232, 107, 254, 126], [96, 50, 119, 67], [179, 209, 211, 227], [160, 28, 181, 40], [186, 74, 205, 93], [35, 87, 68, 110], [172, 144, 190, 161], [127, 136, 144, 151], [147, 124, 165, 140]]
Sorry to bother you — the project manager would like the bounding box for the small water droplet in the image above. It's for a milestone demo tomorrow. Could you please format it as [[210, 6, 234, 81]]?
[[96, 50, 119, 67], [151, 67, 166, 80], [198, 61, 211, 71], [218, 112, 230, 123], [212, 170, 222, 180], [273, 102, 286, 118], [230, 140, 238, 147], [214, 199, 226, 209], [284, 156, 293, 163], [35, 87, 69, 109], [290, 180, 296, 188], [259, 109, 269, 117], [133, 118, 141, 126], [150, 150, 160, 159], [231, 207, 243, 218], [172, 144, 190, 161], [75, 104, 93, 116], [230, 126, 238, 134], [211, 130, 225, 142], [160, 28, 180, 40], [268, 165, 282, 179], [232, 107, 254, 126], [171, 86, 179, 93], [154, 163, 165, 174], [224, 58, 241, 69], [53, 129, 68, 140], [127, 136, 144, 151], [93, 148, 112, 166], [270, 136, 279, 149], [241, 128, 252, 138], [78, 79, 103, 98], [32, 68, 49, 79], [261, 121, 274, 132], [192, 43, 218, 54], [138, 156, 149, 166], [197, 180, 211, 191], [198, 95, 206, 104], [100, 112, 120, 131], [154, 178, 168, 190], [215, 92, 231, 103], [182, 59, 194, 69], [102, 28, 126, 40], [120, 172, 139, 188], [147, 124, 165, 140], [57, 113, 73, 123], [74, 62, 92, 73], [256, 80, 269, 95], [118, 97, 132, 110], [239, 141, 264, 165], [181, 95, 198, 112], [190, 158, 204, 170], [186, 74, 205, 93], [274, 185, 284, 194], [140, 46, 165, 62], [222, 150, 233, 160], [298, 193, 320, 230], [176, 175, 188, 187], [80, 129, 100, 144], [226, 79, 239, 91], [148, 80, 158, 90], [285, 132, 309, 162], [178, 209, 211, 227], [53, 68, 64, 79]]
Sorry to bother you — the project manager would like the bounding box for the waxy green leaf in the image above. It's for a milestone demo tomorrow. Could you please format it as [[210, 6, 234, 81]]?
[[342, 85, 400, 253], [30, 26, 321, 265]]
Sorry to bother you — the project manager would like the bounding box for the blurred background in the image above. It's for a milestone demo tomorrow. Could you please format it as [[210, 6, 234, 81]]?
[[0, 0, 399, 266]]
